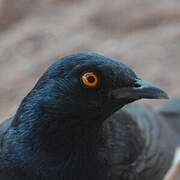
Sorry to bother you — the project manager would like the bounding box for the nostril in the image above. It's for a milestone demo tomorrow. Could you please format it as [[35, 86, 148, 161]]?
[[125, 83, 141, 88], [133, 78, 142, 88], [133, 83, 141, 88]]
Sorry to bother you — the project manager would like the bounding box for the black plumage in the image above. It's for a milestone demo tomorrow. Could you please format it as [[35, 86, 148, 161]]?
[[0, 52, 179, 180]]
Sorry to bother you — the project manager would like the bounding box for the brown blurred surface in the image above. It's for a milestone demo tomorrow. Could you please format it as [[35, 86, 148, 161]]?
[[0, 0, 180, 120]]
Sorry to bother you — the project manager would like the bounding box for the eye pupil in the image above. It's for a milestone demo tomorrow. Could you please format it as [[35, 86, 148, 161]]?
[[87, 76, 95, 83]]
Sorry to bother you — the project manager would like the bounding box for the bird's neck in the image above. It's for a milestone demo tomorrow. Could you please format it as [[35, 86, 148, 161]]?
[[13, 110, 103, 150], [9, 98, 108, 176]]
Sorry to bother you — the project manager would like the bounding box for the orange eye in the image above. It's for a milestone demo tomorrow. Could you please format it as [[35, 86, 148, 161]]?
[[81, 72, 98, 87]]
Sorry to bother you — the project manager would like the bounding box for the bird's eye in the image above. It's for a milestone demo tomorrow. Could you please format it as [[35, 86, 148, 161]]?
[[81, 72, 98, 87]]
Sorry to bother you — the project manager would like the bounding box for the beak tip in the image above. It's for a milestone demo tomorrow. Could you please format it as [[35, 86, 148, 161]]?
[[159, 92, 169, 99]]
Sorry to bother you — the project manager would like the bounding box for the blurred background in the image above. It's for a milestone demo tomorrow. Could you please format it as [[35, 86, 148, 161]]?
[[0, 0, 180, 120]]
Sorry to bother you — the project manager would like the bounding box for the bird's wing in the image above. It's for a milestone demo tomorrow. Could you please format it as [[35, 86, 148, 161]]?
[[104, 103, 179, 180], [159, 99, 180, 139]]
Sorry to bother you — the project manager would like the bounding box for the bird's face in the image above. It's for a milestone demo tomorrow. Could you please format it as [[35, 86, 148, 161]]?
[[35, 53, 168, 123]]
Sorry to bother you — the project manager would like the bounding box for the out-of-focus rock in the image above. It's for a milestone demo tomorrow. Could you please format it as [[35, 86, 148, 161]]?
[[164, 147, 180, 180]]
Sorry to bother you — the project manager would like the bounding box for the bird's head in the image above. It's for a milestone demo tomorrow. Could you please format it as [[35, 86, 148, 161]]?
[[26, 52, 168, 127]]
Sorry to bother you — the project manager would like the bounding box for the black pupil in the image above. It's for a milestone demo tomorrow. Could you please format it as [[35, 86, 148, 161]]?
[[87, 76, 95, 83]]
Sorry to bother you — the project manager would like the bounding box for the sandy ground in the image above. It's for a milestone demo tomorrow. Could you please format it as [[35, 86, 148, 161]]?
[[0, 0, 180, 120]]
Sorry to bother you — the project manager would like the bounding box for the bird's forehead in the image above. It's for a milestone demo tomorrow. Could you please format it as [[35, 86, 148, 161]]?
[[49, 53, 136, 79], [60, 53, 130, 71]]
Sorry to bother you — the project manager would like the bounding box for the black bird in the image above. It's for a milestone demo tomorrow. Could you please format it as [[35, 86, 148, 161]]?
[[0, 52, 179, 180]]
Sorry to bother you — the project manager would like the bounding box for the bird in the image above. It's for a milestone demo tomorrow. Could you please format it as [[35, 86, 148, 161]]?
[[0, 52, 179, 180]]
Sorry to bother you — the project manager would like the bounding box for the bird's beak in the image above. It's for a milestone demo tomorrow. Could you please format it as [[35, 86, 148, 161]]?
[[112, 79, 169, 100]]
